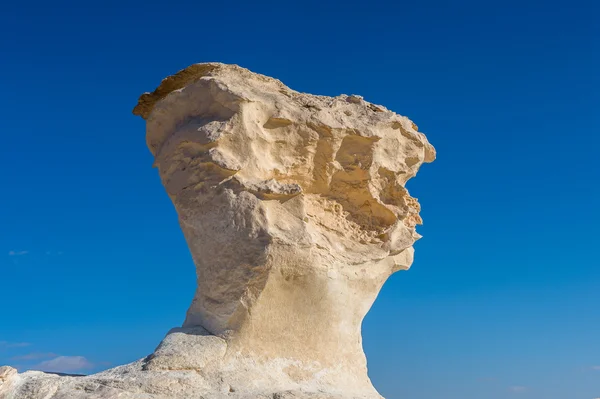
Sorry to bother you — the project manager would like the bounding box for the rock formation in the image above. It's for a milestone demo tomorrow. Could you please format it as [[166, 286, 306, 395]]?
[[0, 63, 435, 399]]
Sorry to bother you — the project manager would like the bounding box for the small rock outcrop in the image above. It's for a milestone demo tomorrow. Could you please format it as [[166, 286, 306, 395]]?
[[0, 63, 435, 399]]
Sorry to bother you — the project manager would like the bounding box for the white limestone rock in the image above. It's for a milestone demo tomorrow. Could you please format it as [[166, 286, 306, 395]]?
[[0, 63, 435, 399], [0, 367, 17, 393], [143, 327, 227, 371]]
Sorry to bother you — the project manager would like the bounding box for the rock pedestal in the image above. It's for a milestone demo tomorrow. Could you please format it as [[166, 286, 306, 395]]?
[[0, 63, 435, 399]]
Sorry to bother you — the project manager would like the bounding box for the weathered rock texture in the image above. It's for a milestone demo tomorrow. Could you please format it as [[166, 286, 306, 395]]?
[[0, 63, 435, 399]]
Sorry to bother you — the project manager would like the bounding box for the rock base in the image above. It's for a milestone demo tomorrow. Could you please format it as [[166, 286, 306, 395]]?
[[0, 328, 382, 399]]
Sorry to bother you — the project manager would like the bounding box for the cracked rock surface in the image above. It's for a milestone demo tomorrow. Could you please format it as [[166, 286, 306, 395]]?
[[0, 63, 435, 399]]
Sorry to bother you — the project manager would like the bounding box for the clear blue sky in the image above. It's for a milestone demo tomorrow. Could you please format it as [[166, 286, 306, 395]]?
[[1, 1, 598, 398]]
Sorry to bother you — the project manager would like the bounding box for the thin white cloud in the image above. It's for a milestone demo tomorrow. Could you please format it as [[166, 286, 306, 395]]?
[[591, 365, 600, 370], [0, 341, 32, 348], [8, 251, 28, 256], [509, 386, 528, 393], [11, 352, 57, 361], [35, 356, 94, 374]]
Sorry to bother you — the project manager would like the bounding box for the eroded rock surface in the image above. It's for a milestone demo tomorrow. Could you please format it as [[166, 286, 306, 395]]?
[[0, 63, 435, 399]]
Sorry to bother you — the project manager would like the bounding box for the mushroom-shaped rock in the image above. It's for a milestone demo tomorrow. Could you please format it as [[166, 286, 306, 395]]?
[[0, 63, 435, 399]]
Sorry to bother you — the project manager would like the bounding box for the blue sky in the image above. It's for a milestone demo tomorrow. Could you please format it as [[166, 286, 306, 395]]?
[[0, 0, 598, 398]]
